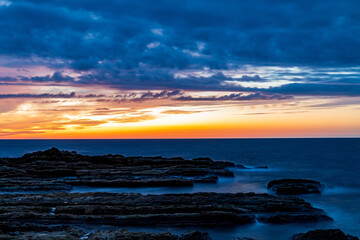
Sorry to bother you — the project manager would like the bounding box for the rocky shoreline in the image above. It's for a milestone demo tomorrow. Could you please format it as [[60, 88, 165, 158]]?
[[0, 226, 212, 240], [0, 192, 332, 227], [0, 148, 357, 239], [1, 226, 358, 240], [0, 148, 235, 192]]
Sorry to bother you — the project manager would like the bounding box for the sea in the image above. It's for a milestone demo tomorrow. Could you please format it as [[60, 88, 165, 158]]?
[[0, 138, 359, 240]]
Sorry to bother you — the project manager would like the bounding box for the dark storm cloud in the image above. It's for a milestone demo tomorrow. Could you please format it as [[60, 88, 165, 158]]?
[[0, 92, 76, 98], [78, 71, 360, 96], [24, 71, 75, 82], [0, 0, 359, 95], [76, 70, 230, 90], [0, 76, 18, 82], [0, 92, 104, 98], [175, 92, 293, 101], [1, 0, 359, 67], [113, 90, 182, 101], [0, 90, 294, 102], [136, 90, 181, 99], [0, 90, 181, 100]]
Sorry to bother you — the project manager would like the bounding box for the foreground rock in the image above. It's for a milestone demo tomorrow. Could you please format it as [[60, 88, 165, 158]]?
[[268, 179, 323, 195], [292, 229, 359, 240], [0, 226, 211, 240], [0, 224, 85, 240], [0, 148, 235, 192], [0, 192, 331, 228], [88, 229, 211, 240]]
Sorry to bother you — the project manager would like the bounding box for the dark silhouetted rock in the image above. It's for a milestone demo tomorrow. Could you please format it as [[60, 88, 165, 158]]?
[[180, 231, 212, 240], [292, 229, 359, 240], [87, 229, 179, 240], [0, 226, 212, 240], [0, 192, 331, 228], [85, 229, 211, 240], [268, 179, 323, 195], [0, 148, 237, 192], [0, 224, 84, 240]]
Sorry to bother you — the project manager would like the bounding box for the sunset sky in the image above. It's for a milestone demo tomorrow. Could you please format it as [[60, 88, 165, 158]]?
[[0, 0, 359, 139]]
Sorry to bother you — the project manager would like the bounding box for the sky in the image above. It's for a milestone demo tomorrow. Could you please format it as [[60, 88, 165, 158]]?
[[0, 0, 359, 139]]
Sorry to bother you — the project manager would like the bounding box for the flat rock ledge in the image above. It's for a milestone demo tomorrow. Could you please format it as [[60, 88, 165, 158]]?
[[268, 179, 324, 195], [292, 229, 359, 240], [0, 192, 331, 228], [0, 227, 211, 240], [0, 148, 236, 192]]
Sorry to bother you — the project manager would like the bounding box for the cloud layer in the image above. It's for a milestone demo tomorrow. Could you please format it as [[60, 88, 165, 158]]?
[[0, 0, 359, 96], [1, 0, 359, 68]]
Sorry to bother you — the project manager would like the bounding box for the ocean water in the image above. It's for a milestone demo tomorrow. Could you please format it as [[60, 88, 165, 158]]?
[[0, 138, 359, 239]]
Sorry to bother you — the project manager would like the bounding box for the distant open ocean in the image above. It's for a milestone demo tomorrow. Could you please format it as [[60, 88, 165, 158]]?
[[1, 138, 359, 239]]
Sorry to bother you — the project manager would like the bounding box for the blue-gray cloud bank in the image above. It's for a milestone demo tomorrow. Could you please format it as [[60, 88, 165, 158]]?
[[0, 0, 359, 96]]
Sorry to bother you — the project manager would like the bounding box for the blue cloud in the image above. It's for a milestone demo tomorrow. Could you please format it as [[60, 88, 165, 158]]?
[[265, 83, 360, 96], [0, 0, 359, 95]]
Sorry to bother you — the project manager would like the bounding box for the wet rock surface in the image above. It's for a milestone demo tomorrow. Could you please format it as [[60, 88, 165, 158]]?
[[292, 229, 359, 240], [0, 226, 211, 240], [0, 224, 85, 240], [0, 192, 331, 227], [0, 148, 235, 192], [268, 179, 323, 195], [87, 229, 212, 240]]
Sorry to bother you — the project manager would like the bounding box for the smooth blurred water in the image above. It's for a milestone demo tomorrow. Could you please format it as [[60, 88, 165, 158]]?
[[0, 138, 359, 239]]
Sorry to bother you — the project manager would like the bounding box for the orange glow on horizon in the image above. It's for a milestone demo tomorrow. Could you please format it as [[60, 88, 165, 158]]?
[[0, 88, 359, 139], [2, 107, 359, 139]]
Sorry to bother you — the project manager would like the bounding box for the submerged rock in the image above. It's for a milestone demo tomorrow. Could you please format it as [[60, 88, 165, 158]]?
[[292, 229, 359, 240], [254, 166, 268, 169], [267, 179, 323, 195]]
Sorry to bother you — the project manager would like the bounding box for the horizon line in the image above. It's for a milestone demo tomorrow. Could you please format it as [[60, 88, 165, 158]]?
[[1, 137, 359, 140]]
